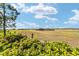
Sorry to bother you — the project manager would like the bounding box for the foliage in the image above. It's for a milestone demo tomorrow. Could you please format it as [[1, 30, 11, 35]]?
[[0, 3, 20, 37], [0, 34, 79, 56], [5, 34, 24, 43], [0, 3, 19, 28]]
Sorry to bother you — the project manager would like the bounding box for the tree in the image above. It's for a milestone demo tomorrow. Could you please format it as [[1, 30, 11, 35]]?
[[0, 3, 20, 38]]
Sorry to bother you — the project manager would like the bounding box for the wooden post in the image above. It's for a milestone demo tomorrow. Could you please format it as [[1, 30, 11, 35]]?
[[31, 33, 34, 39]]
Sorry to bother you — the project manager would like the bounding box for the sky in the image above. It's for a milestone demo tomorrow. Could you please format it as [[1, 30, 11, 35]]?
[[10, 3, 79, 29]]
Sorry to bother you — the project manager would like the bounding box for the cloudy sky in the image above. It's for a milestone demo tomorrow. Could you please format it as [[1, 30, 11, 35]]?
[[11, 3, 79, 29]]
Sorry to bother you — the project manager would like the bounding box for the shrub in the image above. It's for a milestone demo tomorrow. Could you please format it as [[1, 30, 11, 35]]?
[[5, 34, 24, 43]]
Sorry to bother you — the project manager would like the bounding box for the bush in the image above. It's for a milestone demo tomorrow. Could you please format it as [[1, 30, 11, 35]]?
[[5, 34, 24, 43]]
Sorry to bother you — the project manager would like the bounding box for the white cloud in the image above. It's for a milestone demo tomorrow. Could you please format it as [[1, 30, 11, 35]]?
[[10, 3, 58, 15], [23, 3, 58, 23], [69, 9, 79, 21], [11, 3, 58, 24], [16, 22, 39, 29], [45, 17, 58, 24], [64, 9, 79, 25], [72, 9, 79, 15], [64, 21, 78, 25], [34, 14, 58, 24], [24, 3, 58, 15], [47, 17, 58, 21], [34, 14, 46, 19]]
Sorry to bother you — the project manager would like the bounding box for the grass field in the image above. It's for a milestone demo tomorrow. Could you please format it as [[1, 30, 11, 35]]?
[[0, 29, 79, 56], [0, 29, 79, 48], [8, 29, 79, 48]]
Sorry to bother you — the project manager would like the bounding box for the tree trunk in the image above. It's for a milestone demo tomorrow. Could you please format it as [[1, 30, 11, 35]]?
[[3, 3, 6, 38]]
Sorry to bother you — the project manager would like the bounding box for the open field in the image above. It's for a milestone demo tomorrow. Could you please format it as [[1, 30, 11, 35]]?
[[10, 29, 79, 48], [0, 29, 79, 48], [0, 29, 79, 56]]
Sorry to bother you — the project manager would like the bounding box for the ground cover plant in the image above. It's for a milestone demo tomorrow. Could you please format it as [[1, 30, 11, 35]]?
[[0, 30, 79, 56]]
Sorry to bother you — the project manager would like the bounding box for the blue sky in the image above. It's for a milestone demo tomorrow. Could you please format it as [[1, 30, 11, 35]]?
[[11, 3, 79, 29]]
